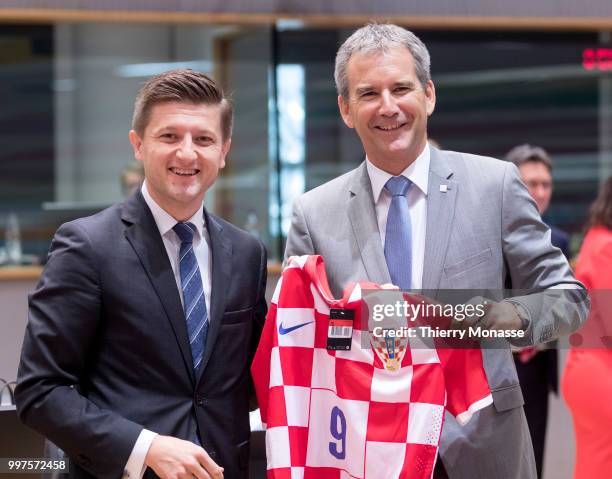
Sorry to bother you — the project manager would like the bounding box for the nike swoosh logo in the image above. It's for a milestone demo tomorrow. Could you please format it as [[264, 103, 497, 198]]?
[[279, 321, 314, 335]]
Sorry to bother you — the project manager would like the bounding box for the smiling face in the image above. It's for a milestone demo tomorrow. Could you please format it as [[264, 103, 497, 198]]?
[[338, 47, 436, 175], [129, 101, 230, 221]]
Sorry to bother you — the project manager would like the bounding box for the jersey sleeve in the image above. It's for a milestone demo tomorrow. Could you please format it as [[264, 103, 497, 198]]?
[[251, 298, 278, 426], [437, 348, 493, 426], [251, 256, 315, 424], [250, 256, 320, 477]]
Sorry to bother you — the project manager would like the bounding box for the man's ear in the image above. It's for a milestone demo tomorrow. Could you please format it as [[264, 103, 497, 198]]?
[[219, 138, 232, 169], [425, 80, 436, 117], [128, 130, 144, 162], [338, 95, 354, 129]]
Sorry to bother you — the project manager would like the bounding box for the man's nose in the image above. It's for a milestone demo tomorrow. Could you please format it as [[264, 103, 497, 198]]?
[[534, 185, 548, 199], [379, 91, 399, 116], [177, 136, 197, 161]]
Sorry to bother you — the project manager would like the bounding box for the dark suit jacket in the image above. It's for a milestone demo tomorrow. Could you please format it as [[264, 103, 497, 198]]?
[[15, 192, 267, 479], [550, 225, 570, 259], [547, 224, 569, 393]]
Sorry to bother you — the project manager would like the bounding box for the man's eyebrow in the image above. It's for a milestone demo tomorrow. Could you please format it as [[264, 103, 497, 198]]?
[[151, 126, 177, 134], [354, 80, 417, 96], [394, 80, 416, 87], [355, 86, 374, 96], [152, 126, 215, 135]]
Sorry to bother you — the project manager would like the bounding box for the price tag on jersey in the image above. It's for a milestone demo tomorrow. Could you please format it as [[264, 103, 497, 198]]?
[[327, 309, 354, 350]]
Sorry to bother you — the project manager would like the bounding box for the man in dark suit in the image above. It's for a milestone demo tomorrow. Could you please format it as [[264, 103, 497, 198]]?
[[505, 144, 569, 479], [15, 69, 267, 479]]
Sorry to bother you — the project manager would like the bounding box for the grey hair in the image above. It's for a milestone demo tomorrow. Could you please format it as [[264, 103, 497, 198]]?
[[334, 23, 431, 99], [504, 144, 553, 172]]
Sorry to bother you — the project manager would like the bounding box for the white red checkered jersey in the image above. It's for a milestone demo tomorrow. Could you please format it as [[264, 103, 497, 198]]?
[[252, 255, 493, 479]]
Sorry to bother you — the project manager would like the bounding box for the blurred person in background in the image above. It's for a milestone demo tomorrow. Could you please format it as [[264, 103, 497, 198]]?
[[562, 176, 612, 479], [505, 144, 569, 478], [505, 145, 570, 255], [121, 161, 145, 197], [428, 138, 442, 149]]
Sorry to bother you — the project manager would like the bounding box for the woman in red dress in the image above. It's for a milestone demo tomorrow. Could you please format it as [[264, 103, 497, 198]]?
[[562, 176, 612, 479]]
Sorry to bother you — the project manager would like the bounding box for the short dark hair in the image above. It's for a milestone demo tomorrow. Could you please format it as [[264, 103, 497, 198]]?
[[132, 69, 233, 140], [586, 176, 612, 230], [504, 144, 553, 172]]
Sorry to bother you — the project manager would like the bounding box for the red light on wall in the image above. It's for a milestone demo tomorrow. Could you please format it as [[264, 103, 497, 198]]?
[[583, 48, 612, 71]]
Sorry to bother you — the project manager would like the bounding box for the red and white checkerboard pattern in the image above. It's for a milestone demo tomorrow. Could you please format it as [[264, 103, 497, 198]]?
[[252, 255, 493, 479]]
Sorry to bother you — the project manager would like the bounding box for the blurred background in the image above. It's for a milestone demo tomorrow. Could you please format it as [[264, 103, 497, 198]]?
[[1, 4, 611, 266], [2, 2, 612, 478]]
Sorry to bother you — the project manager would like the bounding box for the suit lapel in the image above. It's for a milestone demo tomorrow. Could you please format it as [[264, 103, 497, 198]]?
[[347, 163, 392, 285], [121, 193, 196, 386], [196, 211, 231, 382], [422, 149, 458, 291]]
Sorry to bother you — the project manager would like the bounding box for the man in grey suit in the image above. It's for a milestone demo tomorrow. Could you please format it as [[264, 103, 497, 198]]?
[[285, 24, 588, 479]]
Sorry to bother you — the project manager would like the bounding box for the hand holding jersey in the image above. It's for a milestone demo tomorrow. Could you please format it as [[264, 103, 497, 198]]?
[[452, 297, 524, 332]]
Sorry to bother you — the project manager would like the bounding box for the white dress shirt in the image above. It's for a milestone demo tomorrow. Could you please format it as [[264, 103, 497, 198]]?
[[123, 180, 212, 479], [366, 142, 430, 290]]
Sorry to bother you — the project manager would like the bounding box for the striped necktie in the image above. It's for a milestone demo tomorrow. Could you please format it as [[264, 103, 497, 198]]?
[[173, 222, 208, 373], [384, 175, 413, 290]]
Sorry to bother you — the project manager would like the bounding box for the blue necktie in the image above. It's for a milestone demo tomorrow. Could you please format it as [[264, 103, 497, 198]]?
[[384, 176, 413, 290], [173, 222, 208, 373]]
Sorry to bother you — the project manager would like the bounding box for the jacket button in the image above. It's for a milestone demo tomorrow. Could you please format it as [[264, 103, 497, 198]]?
[[195, 394, 206, 406]]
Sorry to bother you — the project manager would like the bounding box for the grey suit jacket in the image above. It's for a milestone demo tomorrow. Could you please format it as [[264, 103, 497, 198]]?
[[285, 148, 588, 479]]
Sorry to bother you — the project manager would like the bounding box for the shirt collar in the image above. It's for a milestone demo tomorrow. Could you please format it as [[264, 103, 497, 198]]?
[[366, 142, 430, 203], [141, 180, 205, 240]]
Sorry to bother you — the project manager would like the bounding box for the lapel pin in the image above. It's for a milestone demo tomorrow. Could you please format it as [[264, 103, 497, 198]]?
[[439, 184, 448, 193]]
